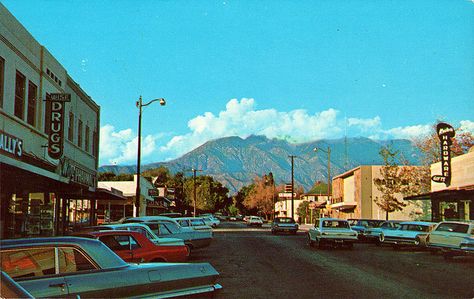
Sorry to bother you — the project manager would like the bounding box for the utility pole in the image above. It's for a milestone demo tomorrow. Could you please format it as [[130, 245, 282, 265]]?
[[288, 155, 297, 219], [191, 168, 202, 217]]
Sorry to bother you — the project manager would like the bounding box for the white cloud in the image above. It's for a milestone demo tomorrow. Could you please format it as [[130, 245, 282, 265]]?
[[99, 124, 160, 165], [460, 120, 474, 133], [99, 98, 473, 165]]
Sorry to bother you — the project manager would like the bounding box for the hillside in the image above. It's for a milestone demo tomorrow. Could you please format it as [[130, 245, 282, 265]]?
[[99, 136, 420, 193]]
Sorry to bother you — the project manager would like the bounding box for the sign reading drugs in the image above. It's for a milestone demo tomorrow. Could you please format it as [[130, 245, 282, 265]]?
[[431, 122, 455, 186], [46, 93, 70, 159]]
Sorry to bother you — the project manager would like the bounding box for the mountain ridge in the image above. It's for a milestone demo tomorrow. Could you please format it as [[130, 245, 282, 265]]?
[[99, 135, 420, 193]]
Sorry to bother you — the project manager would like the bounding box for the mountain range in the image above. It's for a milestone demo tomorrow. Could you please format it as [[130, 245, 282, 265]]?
[[99, 135, 420, 193]]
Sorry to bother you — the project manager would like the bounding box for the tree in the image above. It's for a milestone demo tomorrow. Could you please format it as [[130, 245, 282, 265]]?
[[97, 172, 133, 181], [373, 145, 407, 220], [297, 201, 310, 224], [142, 166, 171, 186], [243, 174, 275, 220], [182, 175, 230, 214]]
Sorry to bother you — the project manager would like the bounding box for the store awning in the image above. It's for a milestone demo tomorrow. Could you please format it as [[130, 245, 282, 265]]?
[[405, 185, 474, 201]]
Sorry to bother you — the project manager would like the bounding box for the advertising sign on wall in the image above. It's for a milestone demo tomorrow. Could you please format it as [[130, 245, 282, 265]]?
[[45, 93, 70, 159], [431, 122, 455, 187]]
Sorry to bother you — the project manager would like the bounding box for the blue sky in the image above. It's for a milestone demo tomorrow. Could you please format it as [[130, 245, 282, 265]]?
[[3, 0, 474, 165]]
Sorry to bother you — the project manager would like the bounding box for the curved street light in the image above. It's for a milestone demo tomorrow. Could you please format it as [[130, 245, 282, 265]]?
[[314, 146, 331, 212], [135, 96, 166, 216]]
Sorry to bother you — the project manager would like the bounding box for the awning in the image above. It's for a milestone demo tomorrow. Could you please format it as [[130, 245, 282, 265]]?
[[329, 201, 357, 210], [405, 185, 474, 201]]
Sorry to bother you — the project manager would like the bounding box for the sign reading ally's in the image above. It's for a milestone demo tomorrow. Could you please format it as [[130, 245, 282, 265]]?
[[431, 122, 455, 187]]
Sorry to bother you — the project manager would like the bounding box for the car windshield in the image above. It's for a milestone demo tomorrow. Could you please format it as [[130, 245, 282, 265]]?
[[322, 220, 349, 229]]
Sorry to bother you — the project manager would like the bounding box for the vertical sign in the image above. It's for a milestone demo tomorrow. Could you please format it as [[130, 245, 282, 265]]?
[[431, 122, 455, 187], [46, 93, 70, 159]]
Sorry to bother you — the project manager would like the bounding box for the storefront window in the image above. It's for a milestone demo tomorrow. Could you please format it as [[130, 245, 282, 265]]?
[[6, 193, 55, 238]]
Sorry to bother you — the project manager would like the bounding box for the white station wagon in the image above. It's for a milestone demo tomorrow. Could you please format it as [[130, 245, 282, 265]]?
[[308, 218, 358, 249], [427, 221, 474, 258]]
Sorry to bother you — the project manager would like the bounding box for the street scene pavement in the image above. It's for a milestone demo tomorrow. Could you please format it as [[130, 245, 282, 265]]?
[[190, 221, 474, 299]]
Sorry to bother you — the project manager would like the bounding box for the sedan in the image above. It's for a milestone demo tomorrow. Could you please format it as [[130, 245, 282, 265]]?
[[75, 230, 189, 262], [308, 218, 358, 249], [271, 217, 299, 235], [365, 220, 402, 245], [0, 237, 221, 298], [380, 221, 436, 249], [247, 216, 264, 227], [125, 217, 213, 251], [427, 221, 474, 258]]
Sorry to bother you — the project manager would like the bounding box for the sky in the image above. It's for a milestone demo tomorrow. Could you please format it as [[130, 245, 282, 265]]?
[[2, 0, 474, 166]]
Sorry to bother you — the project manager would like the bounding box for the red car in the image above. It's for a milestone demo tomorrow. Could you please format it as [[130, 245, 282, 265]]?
[[76, 230, 189, 263]]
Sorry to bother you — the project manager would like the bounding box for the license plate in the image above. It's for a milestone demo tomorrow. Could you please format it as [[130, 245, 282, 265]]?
[[335, 240, 344, 243]]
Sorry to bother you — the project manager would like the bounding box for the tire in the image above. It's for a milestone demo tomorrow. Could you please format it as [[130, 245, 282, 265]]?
[[317, 238, 324, 249], [185, 244, 193, 255], [379, 233, 385, 243], [308, 235, 315, 247], [414, 236, 421, 247], [375, 238, 381, 246]]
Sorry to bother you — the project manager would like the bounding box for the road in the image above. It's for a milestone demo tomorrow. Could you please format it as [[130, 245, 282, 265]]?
[[190, 221, 474, 299]]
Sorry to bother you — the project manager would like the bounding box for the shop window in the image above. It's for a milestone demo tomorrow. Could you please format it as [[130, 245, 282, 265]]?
[[0, 56, 4, 108], [68, 112, 74, 142], [27, 81, 38, 126], [14, 71, 26, 119], [77, 119, 83, 148], [92, 130, 98, 157], [85, 125, 90, 153]]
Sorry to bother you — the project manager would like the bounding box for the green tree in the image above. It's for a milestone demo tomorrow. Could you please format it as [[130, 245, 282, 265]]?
[[373, 145, 407, 220], [297, 201, 310, 224]]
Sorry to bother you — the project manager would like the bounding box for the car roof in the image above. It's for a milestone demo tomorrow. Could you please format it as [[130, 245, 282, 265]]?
[[319, 218, 349, 221], [0, 237, 128, 269], [399, 221, 435, 226]]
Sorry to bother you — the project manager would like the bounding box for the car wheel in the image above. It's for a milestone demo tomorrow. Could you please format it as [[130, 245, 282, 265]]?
[[414, 236, 421, 247], [317, 238, 324, 249], [379, 233, 385, 243], [185, 244, 193, 255], [308, 235, 315, 247], [375, 237, 381, 246]]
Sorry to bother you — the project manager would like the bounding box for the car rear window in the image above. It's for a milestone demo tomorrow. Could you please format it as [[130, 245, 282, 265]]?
[[436, 223, 469, 234], [323, 220, 349, 229]]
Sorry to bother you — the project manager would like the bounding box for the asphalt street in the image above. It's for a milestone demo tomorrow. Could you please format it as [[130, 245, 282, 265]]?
[[190, 221, 474, 299]]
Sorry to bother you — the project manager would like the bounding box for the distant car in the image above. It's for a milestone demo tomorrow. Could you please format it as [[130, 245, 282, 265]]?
[[271, 217, 299, 235], [0, 237, 221, 298], [124, 216, 213, 250], [75, 230, 189, 262], [380, 221, 436, 249], [247, 216, 264, 227], [308, 218, 358, 249], [200, 215, 221, 227], [365, 220, 402, 245], [175, 217, 213, 230], [426, 221, 474, 258], [80, 223, 186, 247], [348, 219, 384, 240]]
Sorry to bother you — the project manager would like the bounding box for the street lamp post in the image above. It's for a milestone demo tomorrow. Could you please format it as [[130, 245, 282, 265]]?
[[314, 146, 331, 211], [135, 96, 165, 217]]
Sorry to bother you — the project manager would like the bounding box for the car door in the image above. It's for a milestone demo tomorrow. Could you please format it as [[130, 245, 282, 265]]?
[[1, 247, 69, 298]]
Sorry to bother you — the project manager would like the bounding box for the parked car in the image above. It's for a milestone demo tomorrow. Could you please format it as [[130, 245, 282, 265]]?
[[0, 237, 222, 298], [426, 221, 474, 258], [348, 219, 384, 240], [365, 220, 402, 245], [124, 217, 213, 250], [74, 230, 189, 262], [247, 216, 264, 227], [308, 218, 358, 249], [380, 221, 436, 249], [79, 223, 186, 247], [271, 217, 299, 235], [175, 217, 213, 230], [200, 215, 221, 227]]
